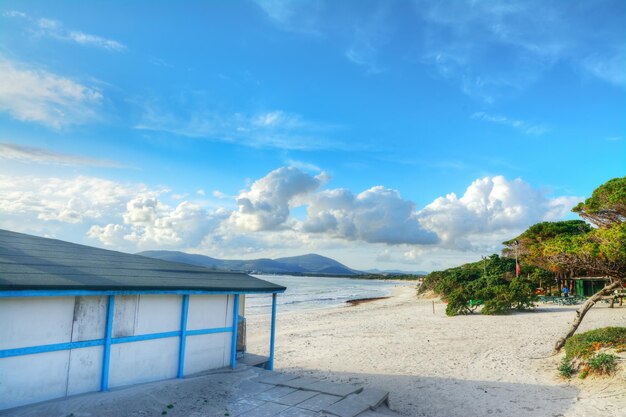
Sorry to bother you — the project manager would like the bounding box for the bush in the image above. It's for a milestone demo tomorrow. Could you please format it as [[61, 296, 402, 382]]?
[[558, 358, 575, 378], [481, 285, 513, 315], [564, 327, 626, 360], [588, 353, 618, 375], [558, 327, 625, 378], [422, 254, 541, 316]]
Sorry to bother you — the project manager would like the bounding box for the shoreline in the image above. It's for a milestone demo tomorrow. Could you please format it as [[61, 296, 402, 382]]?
[[246, 286, 626, 417], [345, 296, 391, 306]]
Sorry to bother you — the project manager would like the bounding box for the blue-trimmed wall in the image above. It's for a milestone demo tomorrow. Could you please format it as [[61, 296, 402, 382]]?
[[0, 293, 243, 410]]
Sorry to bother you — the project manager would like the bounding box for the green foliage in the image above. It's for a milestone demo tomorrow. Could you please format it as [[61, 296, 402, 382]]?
[[588, 353, 618, 375], [564, 327, 626, 360], [573, 176, 626, 228], [481, 285, 513, 315], [556, 327, 625, 378], [503, 220, 593, 273], [558, 358, 575, 379], [422, 254, 539, 316], [506, 177, 626, 281]]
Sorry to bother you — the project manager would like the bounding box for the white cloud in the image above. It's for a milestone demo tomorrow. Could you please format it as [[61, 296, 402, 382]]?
[[0, 142, 124, 167], [90, 198, 227, 248], [4, 10, 27, 18], [303, 186, 438, 244], [66, 30, 125, 51], [0, 175, 144, 224], [285, 159, 321, 172], [230, 166, 328, 231], [415, 0, 626, 99], [135, 105, 339, 150], [0, 169, 582, 269], [0, 58, 103, 128], [581, 51, 626, 88], [417, 176, 582, 249], [471, 112, 548, 136], [254, 0, 325, 36], [5, 11, 125, 51]]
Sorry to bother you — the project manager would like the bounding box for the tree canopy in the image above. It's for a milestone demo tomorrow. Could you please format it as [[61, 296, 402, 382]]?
[[503, 176, 626, 351], [572, 176, 626, 228], [503, 220, 592, 272]]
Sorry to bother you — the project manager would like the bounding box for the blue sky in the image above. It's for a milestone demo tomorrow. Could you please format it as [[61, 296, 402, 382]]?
[[0, 0, 624, 271]]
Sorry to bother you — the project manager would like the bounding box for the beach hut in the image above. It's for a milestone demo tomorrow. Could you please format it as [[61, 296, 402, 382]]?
[[0, 229, 285, 410], [574, 276, 611, 297]]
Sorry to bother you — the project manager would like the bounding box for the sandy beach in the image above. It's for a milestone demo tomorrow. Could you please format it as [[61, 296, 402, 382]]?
[[247, 285, 626, 417]]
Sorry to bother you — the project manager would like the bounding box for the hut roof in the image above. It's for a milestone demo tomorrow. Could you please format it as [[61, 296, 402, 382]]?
[[0, 229, 285, 293]]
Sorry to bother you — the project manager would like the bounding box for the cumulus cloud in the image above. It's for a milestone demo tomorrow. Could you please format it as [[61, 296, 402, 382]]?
[[0, 142, 124, 167], [417, 176, 582, 249], [230, 167, 328, 231], [0, 174, 143, 224], [89, 198, 228, 248], [0, 58, 103, 128], [0, 169, 582, 264], [303, 186, 439, 244]]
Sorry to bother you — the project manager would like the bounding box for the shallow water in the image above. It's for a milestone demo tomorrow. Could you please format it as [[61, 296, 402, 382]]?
[[246, 274, 407, 314]]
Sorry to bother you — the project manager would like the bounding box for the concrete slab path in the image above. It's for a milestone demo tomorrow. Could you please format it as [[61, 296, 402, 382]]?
[[0, 364, 400, 417]]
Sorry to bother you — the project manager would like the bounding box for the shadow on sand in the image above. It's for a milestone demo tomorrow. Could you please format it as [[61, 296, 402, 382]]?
[[280, 369, 578, 417]]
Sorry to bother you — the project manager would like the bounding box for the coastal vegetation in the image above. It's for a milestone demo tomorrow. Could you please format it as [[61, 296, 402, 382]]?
[[419, 254, 544, 315], [422, 176, 625, 351], [558, 327, 625, 379], [505, 176, 626, 351]]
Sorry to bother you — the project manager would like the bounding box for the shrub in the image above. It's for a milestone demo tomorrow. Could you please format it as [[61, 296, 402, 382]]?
[[558, 327, 625, 378], [423, 254, 541, 316], [481, 285, 513, 315], [564, 327, 626, 360], [558, 359, 575, 378], [588, 353, 618, 375]]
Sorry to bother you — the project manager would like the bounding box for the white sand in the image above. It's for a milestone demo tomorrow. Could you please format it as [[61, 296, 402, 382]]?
[[247, 285, 626, 417]]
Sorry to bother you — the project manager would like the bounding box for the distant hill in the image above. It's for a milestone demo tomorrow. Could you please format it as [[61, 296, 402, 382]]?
[[137, 251, 361, 275]]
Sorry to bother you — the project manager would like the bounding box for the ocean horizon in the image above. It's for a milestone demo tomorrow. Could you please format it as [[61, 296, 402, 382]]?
[[246, 274, 409, 315]]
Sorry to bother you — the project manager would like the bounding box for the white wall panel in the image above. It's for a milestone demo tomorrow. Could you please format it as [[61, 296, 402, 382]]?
[[108, 338, 178, 388], [0, 297, 74, 350], [183, 333, 230, 375], [135, 295, 182, 334], [112, 295, 138, 338], [187, 295, 229, 330], [71, 296, 107, 341], [0, 350, 69, 410], [67, 346, 103, 396]]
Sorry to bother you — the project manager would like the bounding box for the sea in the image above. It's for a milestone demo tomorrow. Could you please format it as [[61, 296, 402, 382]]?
[[245, 274, 409, 315]]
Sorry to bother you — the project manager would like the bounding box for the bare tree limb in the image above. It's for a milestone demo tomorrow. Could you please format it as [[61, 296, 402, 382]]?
[[553, 280, 622, 352]]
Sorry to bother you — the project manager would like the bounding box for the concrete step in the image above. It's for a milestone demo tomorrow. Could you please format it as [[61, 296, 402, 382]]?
[[322, 388, 390, 417], [354, 388, 389, 409]]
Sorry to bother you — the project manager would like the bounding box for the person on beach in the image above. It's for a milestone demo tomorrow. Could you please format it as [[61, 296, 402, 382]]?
[[563, 285, 569, 297]]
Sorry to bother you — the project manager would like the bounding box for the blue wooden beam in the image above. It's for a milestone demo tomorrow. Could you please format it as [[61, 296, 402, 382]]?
[[0, 339, 104, 358], [101, 295, 115, 391], [186, 327, 231, 336], [268, 292, 277, 370], [177, 294, 189, 378], [0, 327, 233, 358], [230, 294, 239, 369], [0, 289, 285, 298]]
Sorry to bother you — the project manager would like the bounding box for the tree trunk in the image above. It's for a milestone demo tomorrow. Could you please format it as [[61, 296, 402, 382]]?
[[553, 280, 622, 352]]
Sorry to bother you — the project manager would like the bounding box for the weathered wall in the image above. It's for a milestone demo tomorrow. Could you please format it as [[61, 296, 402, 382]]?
[[0, 294, 234, 410]]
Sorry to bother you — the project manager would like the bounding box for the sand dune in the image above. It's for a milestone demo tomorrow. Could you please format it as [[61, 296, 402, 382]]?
[[247, 285, 626, 417]]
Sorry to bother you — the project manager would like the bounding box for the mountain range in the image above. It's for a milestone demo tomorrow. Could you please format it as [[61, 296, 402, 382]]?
[[137, 251, 362, 275]]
